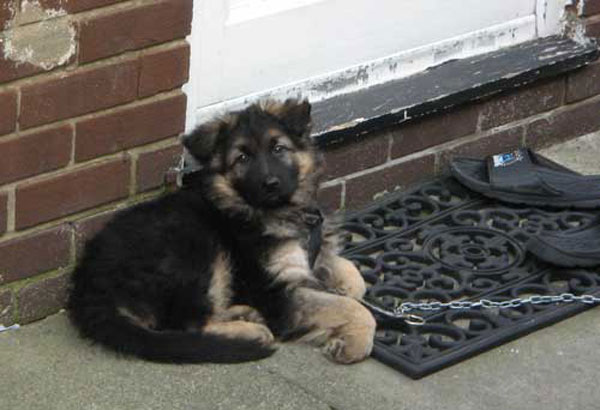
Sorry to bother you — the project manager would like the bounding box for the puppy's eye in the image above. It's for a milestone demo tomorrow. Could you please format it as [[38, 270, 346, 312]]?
[[272, 144, 287, 154], [236, 153, 250, 164]]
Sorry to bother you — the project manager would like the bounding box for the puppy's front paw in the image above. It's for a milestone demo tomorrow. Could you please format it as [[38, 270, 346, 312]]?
[[322, 302, 375, 364], [322, 337, 346, 361], [314, 257, 366, 300]]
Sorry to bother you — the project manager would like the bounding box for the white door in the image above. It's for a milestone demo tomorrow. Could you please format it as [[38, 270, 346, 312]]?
[[185, 0, 569, 130]]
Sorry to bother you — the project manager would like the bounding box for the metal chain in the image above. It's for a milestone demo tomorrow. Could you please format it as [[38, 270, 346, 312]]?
[[361, 293, 600, 326]]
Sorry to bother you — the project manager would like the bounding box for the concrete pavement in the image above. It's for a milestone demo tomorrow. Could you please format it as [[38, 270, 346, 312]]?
[[2, 131, 600, 410]]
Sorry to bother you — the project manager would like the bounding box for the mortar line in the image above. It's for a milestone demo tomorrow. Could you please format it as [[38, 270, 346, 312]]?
[[6, 188, 16, 233]]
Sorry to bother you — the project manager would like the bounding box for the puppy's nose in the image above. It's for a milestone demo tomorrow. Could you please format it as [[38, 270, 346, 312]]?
[[263, 176, 280, 191]]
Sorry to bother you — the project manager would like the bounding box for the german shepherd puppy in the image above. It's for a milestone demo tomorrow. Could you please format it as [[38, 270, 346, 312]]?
[[68, 99, 375, 364]]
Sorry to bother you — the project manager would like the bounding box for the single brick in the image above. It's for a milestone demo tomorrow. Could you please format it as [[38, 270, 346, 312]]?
[[583, 0, 600, 17], [0, 55, 46, 84], [72, 210, 118, 257], [0, 89, 17, 136], [323, 133, 389, 180], [0, 289, 15, 325], [317, 184, 343, 213], [0, 193, 7, 235], [136, 144, 182, 192], [20, 60, 138, 129], [0, 225, 71, 285], [75, 94, 186, 162], [438, 126, 524, 173], [15, 157, 130, 229], [139, 43, 190, 97], [345, 155, 435, 210], [0, 124, 72, 185], [526, 97, 600, 149], [17, 273, 69, 324], [567, 61, 600, 103], [391, 105, 478, 159], [36, 0, 126, 14], [0, 0, 16, 30], [586, 15, 600, 38], [79, 0, 193, 63], [479, 79, 565, 130]]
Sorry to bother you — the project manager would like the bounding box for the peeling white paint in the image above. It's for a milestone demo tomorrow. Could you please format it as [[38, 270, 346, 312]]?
[[3, 19, 76, 70], [19, 0, 67, 24], [577, 0, 586, 16], [1, 1, 17, 29], [561, 0, 591, 44], [1, 1, 75, 70]]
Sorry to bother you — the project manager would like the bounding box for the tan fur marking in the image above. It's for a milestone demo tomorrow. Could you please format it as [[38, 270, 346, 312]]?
[[203, 320, 274, 345], [265, 240, 311, 284], [315, 255, 366, 300], [294, 151, 315, 178], [210, 174, 252, 215], [259, 100, 287, 117], [213, 304, 266, 324], [270, 132, 294, 148], [289, 149, 321, 205], [208, 251, 233, 313], [291, 288, 375, 364], [212, 174, 237, 197], [116, 306, 157, 329], [262, 211, 303, 238]]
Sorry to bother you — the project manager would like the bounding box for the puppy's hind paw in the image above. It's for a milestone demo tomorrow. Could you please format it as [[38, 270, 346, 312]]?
[[249, 323, 276, 346]]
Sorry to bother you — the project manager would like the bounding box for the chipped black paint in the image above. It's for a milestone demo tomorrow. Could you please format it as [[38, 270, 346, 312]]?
[[312, 36, 599, 148]]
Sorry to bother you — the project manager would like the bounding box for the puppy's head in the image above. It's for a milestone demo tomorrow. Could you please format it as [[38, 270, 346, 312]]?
[[183, 99, 316, 209]]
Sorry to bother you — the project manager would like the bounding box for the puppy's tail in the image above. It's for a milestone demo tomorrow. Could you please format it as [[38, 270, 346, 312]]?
[[69, 308, 277, 363]]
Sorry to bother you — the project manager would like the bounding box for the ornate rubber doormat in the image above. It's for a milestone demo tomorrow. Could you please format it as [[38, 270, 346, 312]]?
[[340, 177, 600, 379]]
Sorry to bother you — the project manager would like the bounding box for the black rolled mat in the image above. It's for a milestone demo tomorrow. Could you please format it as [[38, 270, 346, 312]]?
[[340, 176, 600, 379]]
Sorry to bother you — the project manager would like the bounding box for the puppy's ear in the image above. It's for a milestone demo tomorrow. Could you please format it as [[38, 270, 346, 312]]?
[[182, 123, 219, 163], [268, 99, 312, 137], [182, 115, 233, 163]]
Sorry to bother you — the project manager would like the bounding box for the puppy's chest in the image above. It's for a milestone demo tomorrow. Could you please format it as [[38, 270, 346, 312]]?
[[214, 212, 323, 307], [226, 238, 311, 293]]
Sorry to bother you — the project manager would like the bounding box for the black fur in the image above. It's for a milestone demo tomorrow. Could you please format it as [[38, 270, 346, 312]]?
[[68, 99, 322, 363]]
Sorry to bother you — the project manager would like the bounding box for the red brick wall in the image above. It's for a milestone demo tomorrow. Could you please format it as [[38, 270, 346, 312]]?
[[0, 0, 191, 325], [583, 0, 600, 37]]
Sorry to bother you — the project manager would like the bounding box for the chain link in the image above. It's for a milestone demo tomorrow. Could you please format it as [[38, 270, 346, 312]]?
[[361, 293, 600, 326]]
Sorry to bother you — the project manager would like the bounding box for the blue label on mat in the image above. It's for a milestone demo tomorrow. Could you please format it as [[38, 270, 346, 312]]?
[[492, 150, 522, 167]]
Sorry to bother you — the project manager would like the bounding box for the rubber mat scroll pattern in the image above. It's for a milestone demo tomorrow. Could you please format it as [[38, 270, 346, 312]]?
[[340, 177, 600, 379]]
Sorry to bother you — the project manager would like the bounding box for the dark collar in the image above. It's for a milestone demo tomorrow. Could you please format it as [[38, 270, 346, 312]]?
[[302, 207, 324, 269]]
